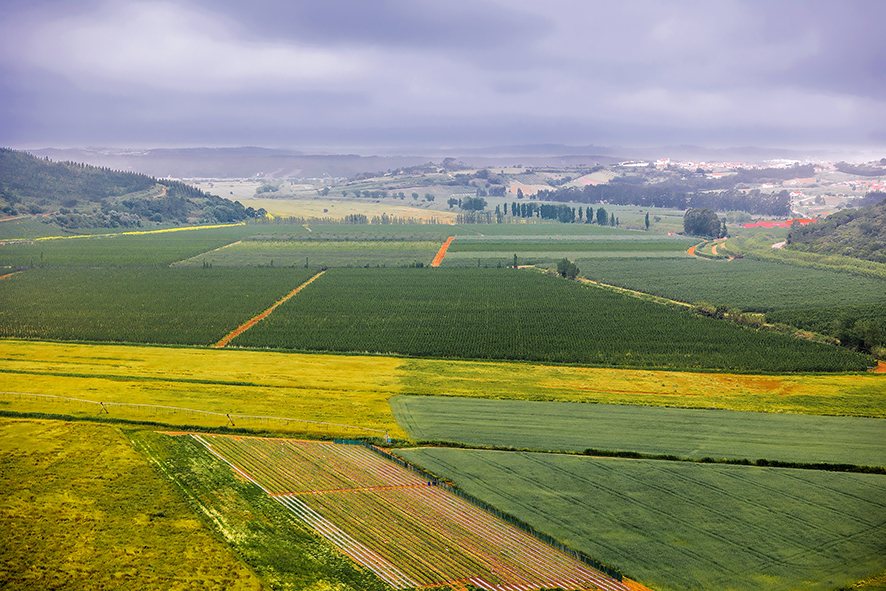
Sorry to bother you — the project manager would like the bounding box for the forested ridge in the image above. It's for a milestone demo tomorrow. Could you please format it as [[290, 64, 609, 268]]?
[[0, 148, 265, 229], [787, 193, 886, 263]]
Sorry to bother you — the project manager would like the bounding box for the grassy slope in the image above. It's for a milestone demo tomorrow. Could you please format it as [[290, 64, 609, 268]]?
[[398, 447, 886, 591], [389, 395, 886, 466], [0, 418, 263, 590]]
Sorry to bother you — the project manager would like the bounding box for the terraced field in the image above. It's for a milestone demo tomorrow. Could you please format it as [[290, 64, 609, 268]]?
[[190, 434, 632, 591]]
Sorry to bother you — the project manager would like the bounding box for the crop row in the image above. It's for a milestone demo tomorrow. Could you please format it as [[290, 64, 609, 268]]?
[[295, 485, 626, 590], [448, 238, 696, 253], [399, 447, 886, 591], [0, 267, 317, 345], [194, 435, 426, 495], [573, 257, 886, 312], [231, 268, 872, 372], [173, 240, 443, 268], [191, 434, 626, 591], [0, 224, 258, 267]]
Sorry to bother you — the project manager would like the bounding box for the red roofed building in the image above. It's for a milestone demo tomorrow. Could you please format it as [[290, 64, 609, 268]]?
[[743, 218, 817, 228]]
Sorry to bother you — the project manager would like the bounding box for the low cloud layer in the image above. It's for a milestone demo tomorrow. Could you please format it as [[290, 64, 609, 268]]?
[[2, 0, 885, 152]]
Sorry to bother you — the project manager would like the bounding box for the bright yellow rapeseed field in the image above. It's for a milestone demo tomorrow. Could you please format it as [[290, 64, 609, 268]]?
[[1, 340, 883, 440]]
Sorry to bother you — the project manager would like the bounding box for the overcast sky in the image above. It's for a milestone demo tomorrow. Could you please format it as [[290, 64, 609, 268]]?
[[2, 0, 885, 153]]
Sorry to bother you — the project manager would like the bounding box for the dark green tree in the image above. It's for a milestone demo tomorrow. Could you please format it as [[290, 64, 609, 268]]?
[[461, 196, 487, 211], [683, 207, 722, 237], [645, 212, 650, 230], [556, 257, 580, 279], [596, 207, 607, 225]]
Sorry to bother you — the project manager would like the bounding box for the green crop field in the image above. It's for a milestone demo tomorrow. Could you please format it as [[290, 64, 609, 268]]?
[[573, 257, 886, 311], [258, 223, 455, 242], [173, 239, 443, 268], [447, 237, 695, 253], [231, 268, 872, 371], [440, 236, 696, 267], [0, 267, 317, 344], [390, 395, 886, 466], [398, 448, 886, 591], [0, 224, 260, 268], [767, 301, 886, 338]]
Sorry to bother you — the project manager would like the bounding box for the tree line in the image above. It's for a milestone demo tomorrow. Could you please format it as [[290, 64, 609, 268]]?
[[534, 183, 791, 216]]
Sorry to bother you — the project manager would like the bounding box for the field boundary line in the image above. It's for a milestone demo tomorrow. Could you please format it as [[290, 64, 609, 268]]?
[[214, 269, 326, 347], [430, 236, 455, 267], [359, 441, 626, 583], [0, 390, 387, 436]]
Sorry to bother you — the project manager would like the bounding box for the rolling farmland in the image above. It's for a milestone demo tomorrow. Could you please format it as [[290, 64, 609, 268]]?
[[390, 396, 886, 466], [399, 447, 886, 591], [2, 217, 884, 591], [231, 268, 871, 371], [190, 434, 633, 591]]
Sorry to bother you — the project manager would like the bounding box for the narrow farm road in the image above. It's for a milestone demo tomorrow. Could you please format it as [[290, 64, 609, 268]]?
[[214, 269, 326, 347], [430, 236, 455, 267]]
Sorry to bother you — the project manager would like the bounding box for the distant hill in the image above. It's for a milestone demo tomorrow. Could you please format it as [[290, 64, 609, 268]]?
[[0, 148, 265, 230], [786, 192, 886, 263], [30, 147, 435, 179]]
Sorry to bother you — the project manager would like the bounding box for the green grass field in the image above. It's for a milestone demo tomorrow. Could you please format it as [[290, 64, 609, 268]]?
[[398, 447, 886, 591], [574, 257, 886, 311], [390, 395, 886, 466], [0, 419, 263, 590]]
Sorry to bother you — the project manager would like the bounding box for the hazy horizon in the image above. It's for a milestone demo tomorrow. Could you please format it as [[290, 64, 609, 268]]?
[[2, 1, 886, 155]]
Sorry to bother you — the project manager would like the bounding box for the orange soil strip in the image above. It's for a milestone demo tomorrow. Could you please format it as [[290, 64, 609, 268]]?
[[0, 271, 20, 280], [874, 361, 886, 373], [430, 236, 455, 267], [214, 270, 326, 347], [687, 243, 698, 256], [623, 578, 656, 591]]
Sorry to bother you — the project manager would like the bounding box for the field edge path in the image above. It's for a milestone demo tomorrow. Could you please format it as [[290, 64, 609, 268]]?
[[430, 237, 455, 267], [214, 270, 326, 347]]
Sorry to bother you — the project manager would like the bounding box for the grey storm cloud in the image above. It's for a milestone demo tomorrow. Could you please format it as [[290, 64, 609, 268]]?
[[1, 0, 885, 151]]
